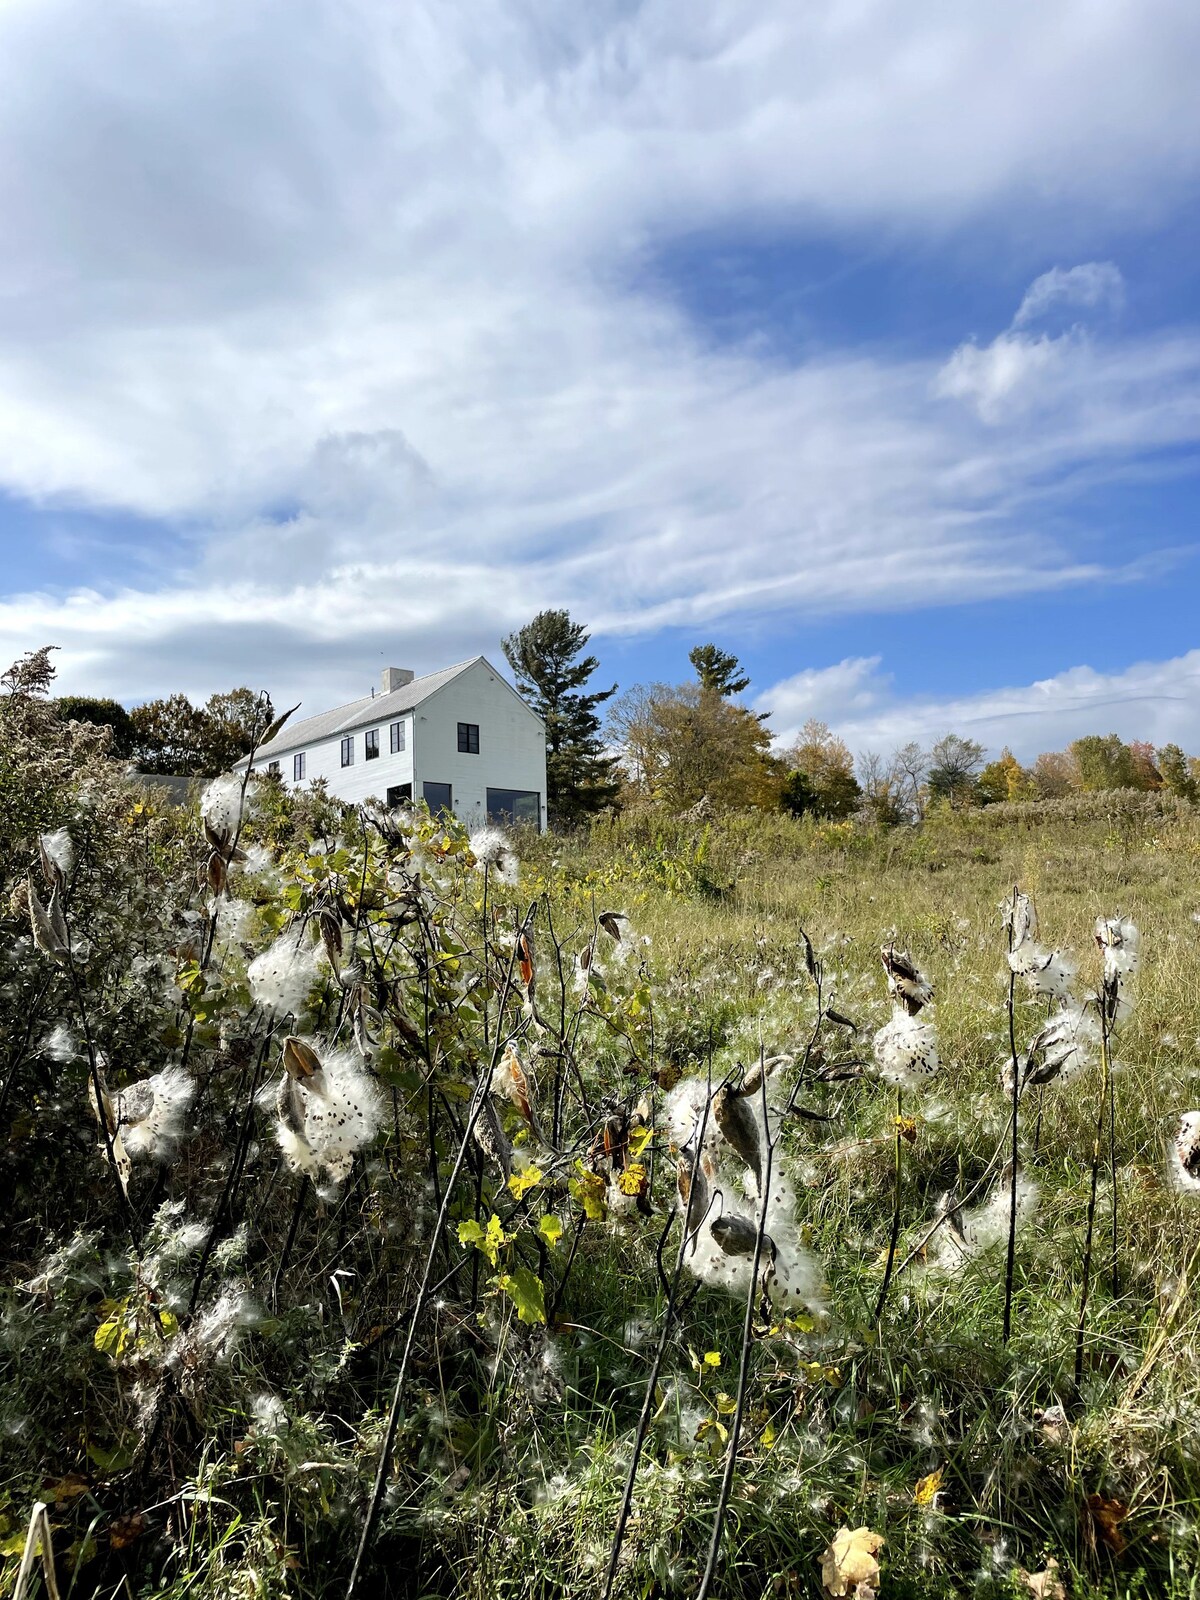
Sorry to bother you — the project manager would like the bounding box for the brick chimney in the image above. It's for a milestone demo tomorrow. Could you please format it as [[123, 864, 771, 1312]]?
[[381, 667, 415, 693]]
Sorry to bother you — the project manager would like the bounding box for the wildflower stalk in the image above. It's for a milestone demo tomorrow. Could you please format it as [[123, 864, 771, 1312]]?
[[1108, 1016, 1119, 1297], [875, 1085, 904, 1321], [346, 903, 537, 1599], [1003, 884, 1020, 1343], [1074, 1006, 1109, 1388], [599, 1074, 718, 1600], [695, 1056, 776, 1600]]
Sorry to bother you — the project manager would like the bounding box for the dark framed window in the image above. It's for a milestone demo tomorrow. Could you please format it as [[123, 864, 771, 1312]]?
[[293, 753, 306, 781], [267, 760, 281, 778], [386, 783, 412, 808], [487, 788, 540, 826], [457, 722, 480, 754], [390, 720, 405, 753], [365, 728, 380, 761], [340, 736, 354, 767], [423, 780, 452, 816]]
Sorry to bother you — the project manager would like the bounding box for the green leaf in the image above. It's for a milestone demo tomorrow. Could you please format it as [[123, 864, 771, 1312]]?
[[456, 1220, 486, 1250], [499, 1266, 546, 1325]]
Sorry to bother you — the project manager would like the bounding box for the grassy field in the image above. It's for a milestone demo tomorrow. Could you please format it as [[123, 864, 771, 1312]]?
[[7, 783, 1200, 1599]]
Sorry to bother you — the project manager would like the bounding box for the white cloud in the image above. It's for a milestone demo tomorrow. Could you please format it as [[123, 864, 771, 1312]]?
[[934, 330, 1068, 421], [937, 261, 1127, 421], [0, 3, 1198, 702], [757, 651, 1200, 762], [1013, 262, 1125, 328]]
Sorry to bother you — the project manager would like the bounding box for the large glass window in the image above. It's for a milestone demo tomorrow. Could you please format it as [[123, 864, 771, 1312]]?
[[423, 780, 452, 816], [386, 783, 412, 808], [457, 722, 480, 754], [487, 788, 540, 825], [390, 720, 405, 753], [293, 752, 306, 781], [365, 728, 380, 761], [266, 760, 281, 778], [340, 736, 354, 767]]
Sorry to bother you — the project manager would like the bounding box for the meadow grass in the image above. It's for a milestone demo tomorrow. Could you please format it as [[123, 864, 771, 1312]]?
[[8, 794, 1200, 1598]]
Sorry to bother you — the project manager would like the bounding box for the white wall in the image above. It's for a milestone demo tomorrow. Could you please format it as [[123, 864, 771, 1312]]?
[[246, 660, 547, 828], [413, 661, 547, 831], [259, 715, 414, 805]]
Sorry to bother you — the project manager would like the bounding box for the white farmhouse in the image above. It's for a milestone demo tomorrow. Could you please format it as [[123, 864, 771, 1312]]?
[[239, 659, 547, 830]]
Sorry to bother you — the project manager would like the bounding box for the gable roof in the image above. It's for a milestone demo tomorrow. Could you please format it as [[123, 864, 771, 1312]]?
[[242, 656, 540, 763]]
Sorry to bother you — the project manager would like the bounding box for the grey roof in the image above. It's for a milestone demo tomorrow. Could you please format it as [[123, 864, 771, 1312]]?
[[242, 657, 535, 763]]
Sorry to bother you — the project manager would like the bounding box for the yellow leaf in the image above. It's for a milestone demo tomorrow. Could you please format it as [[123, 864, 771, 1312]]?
[[914, 1466, 944, 1507], [538, 1214, 564, 1248], [702, 1351, 722, 1368], [714, 1392, 737, 1415], [820, 1526, 885, 1598], [507, 1165, 544, 1198], [616, 1160, 647, 1197], [569, 1165, 608, 1221]]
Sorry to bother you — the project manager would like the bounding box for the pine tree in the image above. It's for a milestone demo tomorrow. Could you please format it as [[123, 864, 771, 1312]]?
[[688, 643, 750, 697], [502, 610, 619, 824]]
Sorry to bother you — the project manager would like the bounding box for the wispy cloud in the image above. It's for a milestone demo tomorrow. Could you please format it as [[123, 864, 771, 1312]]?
[[757, 650, 1200, 761], [0, 2, 1199, 703], [1013, 263, 1125, 328]]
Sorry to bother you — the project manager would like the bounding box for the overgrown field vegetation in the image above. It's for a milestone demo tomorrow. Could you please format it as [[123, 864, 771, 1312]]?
[[6, 656, 1200, 1599]]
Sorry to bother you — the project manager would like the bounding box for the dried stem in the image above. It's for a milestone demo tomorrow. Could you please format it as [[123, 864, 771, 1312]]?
[[695, 1055, 776, 1600], [1002, 883, 1020, 1343], [1074, 1010, 1109, 1388], [346, 902, 537, 1597], [875, 1084, 904, 1321]]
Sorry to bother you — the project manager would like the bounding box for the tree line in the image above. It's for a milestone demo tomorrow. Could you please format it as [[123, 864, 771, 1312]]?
[[503, 611, 1200, 825], [51, 614, 1200, 825]]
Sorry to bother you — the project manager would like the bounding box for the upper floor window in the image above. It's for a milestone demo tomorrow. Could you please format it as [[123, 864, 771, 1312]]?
[[457, 722, 480, 755], [365, 728, 380, 761], [340, 736, 354, 767], [293, 752, 306, 781], [267, 760, 281, 778], [390, 720, 405, 754]]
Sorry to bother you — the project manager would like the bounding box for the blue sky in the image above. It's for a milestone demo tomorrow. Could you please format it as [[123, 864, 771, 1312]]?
[[2, 0, 1200, 762]]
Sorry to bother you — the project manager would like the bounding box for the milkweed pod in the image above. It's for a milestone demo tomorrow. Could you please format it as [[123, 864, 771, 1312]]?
[[283, 1036, 323, 1082]]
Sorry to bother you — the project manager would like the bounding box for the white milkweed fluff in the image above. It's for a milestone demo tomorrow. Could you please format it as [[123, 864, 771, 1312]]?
[[670, 1076, 823, 1313], [274, 1044, 383, 1183], [930, 1176, 1039, 1275], [1008, 942, 1077, 999], [873, 1006, 939, 1088], [39, 828, 75, 880], [1095, 915, 1140, 1023], [1004, 1002, 1099, 1097], [248, 927, 322, 1018], [115, 1066, 196, 1160], [468, 827, 519, 886], [200, 773, 254, 839], [1170, 1112, 1200, 1194]]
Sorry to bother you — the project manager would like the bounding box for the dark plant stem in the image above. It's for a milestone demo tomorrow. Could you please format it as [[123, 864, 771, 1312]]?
[[1074, 1015, 1108, 1387], [601, 1059, 722, 1600], [347, 905, 536, 1599], [1108, 1023, 1119, 1298], [1002, 884, 1020, 1343], [272, 1182, 309, 1308], [874, 1084, 904, 1321]]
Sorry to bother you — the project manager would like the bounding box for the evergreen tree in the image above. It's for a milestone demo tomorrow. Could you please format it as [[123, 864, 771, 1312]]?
[[502, 610, 619, 824], [688, 643, 750, 697]]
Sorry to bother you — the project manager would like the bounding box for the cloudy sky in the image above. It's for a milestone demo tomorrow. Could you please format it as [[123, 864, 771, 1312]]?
[[4, 0, 1200, 761]]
